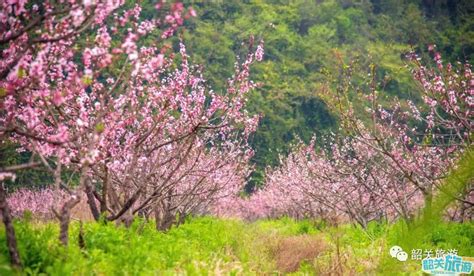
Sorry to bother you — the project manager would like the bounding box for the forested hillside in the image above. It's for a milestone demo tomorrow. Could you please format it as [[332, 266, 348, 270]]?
[[181, 0, 473, 188]]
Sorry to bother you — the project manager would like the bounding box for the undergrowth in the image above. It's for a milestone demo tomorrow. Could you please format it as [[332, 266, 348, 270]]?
[[0, 217, 471, 275]]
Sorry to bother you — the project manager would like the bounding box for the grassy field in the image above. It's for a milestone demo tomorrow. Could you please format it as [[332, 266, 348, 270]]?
[[0, 217, 472, 275]]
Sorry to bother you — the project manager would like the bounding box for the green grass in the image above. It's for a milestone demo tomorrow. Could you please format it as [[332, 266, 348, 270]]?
[[0, 217, 472, 275]]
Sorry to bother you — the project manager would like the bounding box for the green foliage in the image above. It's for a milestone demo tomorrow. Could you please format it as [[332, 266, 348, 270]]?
[[0, 217, 471, 275]]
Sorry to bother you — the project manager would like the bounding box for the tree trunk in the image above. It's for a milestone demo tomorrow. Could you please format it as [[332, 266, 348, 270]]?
[[58, 194, 80, 246], [154, 200, 175, 231], [177, 211, 186, 226], [116, 209, 134, 228], [85, 179, 100, 221], [0, 182, 21, 268]]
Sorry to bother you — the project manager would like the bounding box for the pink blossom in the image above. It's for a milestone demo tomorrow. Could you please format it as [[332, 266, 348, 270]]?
[[188, 7, 197, 17], [70, 9, 85, 27], [0, 172, 16, 182], [255, 41, 264, 61]]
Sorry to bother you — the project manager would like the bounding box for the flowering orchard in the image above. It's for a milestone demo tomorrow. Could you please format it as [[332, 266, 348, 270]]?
[[218, 49, 473, 226], [0, 0, 472, 271], [0, 0, 264, 267]]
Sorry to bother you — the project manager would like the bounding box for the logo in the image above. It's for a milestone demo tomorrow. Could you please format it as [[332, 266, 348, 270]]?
[[422, 254, 473, 275], [390, 245, 408, 261]]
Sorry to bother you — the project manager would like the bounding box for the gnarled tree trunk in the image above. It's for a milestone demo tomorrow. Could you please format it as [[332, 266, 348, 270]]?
[[57, 194, 80, 246]]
